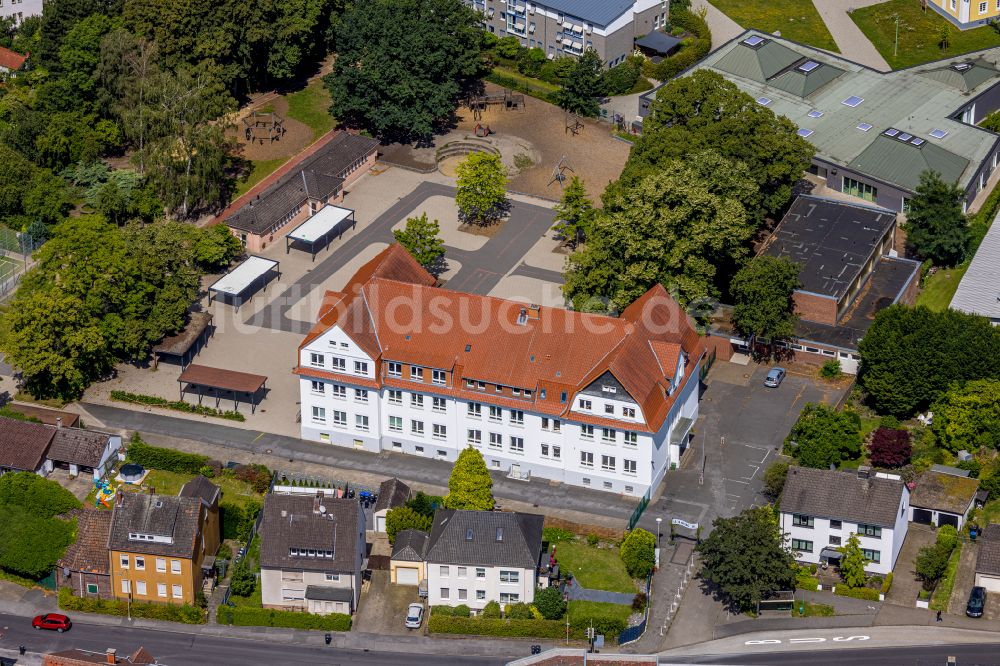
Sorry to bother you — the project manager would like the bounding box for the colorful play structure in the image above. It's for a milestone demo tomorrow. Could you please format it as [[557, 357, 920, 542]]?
[[94, 479, 115, 508]]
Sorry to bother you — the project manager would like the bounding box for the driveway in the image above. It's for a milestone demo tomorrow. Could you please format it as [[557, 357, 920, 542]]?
[[354, 569, 423, 636], [884, 523, 937, 607]]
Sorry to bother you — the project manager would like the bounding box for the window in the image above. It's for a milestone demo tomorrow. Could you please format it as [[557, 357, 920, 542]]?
[[433, 369, 447, 385], [579, 398, 592, 410], [354, 361, 368, 375], [389, 416, 403, 432], [623, 407, 635, 418], [862, 548, 881, 563], [602, 428, 615, 442], [440, 588, 450, 599], [541, 443, 550, 457], [355, 388, 368, 403], [841, 95, 864, 107], [510, 410, 524, 425], [843, 177, 877, 203], [331, 357, 346, 371], [86, 583, 99, 594], [580, 451, 594, 468], [388, 389, 402, 405], [856, 122, 873, 132], [476, 590, 486, 600], [500, 593, 520, 604], [411, 394, 424, 409], [792, 514, 814, 528], [411, 367, 424, 380], [136, 581, 147, 596], [458, 588, 468, 600], [830, 520, 842, 530], [468, 429, 482, 445], [411, 420, 424, 436], [500, 570, 520, 584], [388, 362, 402, 378], [756, 96, 772, 106], [310, 380, 324, 394], [325, 574, 340, 582], [560, 392, 567, 403], [624, 432, 638, 446], [172, 584, 183, 599], [510, 436, 524, 453], [552, 445, 561, 459], [604, 404, 614, 415], [476, 567, 486, 579], [135, 557, 145, 571], [311, 406, 326, 423], [624, 459, 637, 475], [857, 524, 882, 538], [440, 566, 450, 576], [433, 424, 447, 439], [156, 558, 166, 573], [119, 555, 129, 569], [601, 455, 615, 471], [433, 397, 447, 412], [791, 539, 813, 553], [552, 419, 560, 432], [489, 432, 502, 449], [468, 402, 482, 418], [171, 560, 181, 574], [157, 583, 167, 597], [542, 417, 550, 430], [331, 384, 346, 399], [356, 415, 369, 431], [980, 1, 988, 13], [581, 425, 594, 439], [829, 536, 842, 546], [415, 446, 424, 453], [309, 353, 324, 367], [333, 410, 347, 426], [457, 566, 467, 577], [121, 580, 131, 594], [489, 406, 502, 422]]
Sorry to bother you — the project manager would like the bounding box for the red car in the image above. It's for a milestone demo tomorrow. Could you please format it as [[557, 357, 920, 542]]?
[[32, 613, 71, 632]]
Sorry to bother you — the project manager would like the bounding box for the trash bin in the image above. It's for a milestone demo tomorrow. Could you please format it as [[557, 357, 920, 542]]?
[[325, 633, 332, 645]]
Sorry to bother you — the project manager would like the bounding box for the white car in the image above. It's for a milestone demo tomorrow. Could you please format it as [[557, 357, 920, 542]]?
[[405, 603, 424, 629]]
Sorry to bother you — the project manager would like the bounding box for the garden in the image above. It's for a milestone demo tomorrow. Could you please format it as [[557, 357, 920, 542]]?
[[706, 0, 838, 52]]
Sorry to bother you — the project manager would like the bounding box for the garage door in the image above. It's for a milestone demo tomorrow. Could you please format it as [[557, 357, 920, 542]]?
[[912, 508, 933, 525], [938, 513, 959, 529], [376, 515, 386, 533], [396, 567, 419, 585], [977, 573, 1000, 593]]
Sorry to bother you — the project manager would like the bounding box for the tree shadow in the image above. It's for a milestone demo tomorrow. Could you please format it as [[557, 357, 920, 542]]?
[[427, 255, 450, 279]]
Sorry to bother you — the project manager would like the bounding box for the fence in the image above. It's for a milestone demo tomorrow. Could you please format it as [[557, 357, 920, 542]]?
[[618, 572, 653, 645], [0, 227, 43, 300], [220, 507, 265, 608], [628, 488, 651, 531], [658, 554, 697, 639]]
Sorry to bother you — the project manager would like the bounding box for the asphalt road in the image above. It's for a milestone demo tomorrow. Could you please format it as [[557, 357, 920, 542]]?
[[672, 643, 1000, 665], [0, 614, 506, 666]]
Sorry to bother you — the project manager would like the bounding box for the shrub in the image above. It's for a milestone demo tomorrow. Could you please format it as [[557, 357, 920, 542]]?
[[221, 499, 262, 542], [505, 602, 533, 619], [869, 428, 912, 469], [632, 591, 648, 611], [643, 9, 711, 81], [937, 524, 959, 552], [494, 35, 521, 60], [234, 464, 273, 494], [763, 461, 789, 501], [126, 435, 210, 474], [620, 528, 656, 578], [533, 586, 567, 620], [217, 605, 351, 631], [59, 588, 204, 623], [454, 604, 471, 617], [820, 360, 842, 379], [198, 465, 216, 478], [586, 533, 600, 546], [881, 573, 894, 595], [405, 491, 443, 518], [481, 600, 502, 619], [879, 415, 901, 430], [601, 57, 643, 96], [385, 506, 433, 545], [111, 391, 245, 421], [916, 542, 952, 590], [834, 585, 880, 601], [542, 527, 574, 543], [229, 561, 256, 597], [0, 471, 81, 518]]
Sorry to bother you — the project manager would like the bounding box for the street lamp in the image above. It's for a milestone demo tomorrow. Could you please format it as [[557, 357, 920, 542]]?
[[656, 517, 662, 543]]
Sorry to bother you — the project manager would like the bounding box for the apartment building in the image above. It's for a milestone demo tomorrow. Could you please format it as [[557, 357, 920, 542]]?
[[0, 0, 42, 25], [467, 0, 668, 66], [295, 244, 704, 498], [928, 0, 1000, 29]]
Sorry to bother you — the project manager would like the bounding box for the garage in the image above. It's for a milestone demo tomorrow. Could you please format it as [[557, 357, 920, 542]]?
[[395, 567, 419, 586], [912, 508, 933, 525], [976, 573, 1000, 593], [937, 513, 959, 529], [976, 525, 1000, 595], [376, 515, 387, 533], [390, 528, 428, 586], [909, 468, 980, 532]]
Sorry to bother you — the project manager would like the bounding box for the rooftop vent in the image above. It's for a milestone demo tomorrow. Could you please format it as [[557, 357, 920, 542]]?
[[929, 128, 948, 139], [742, 35, 766, 48], [756, 96, 772, 106], [952, 61, 973, 72], [858, 465, 872, 479], [808, 109, 824, 118], [842, 96, 864, 108], [798, 60, 820, 73], [517, 308, 528, 325], [797, 128, 814, 138], [856, 122, 873, 132]]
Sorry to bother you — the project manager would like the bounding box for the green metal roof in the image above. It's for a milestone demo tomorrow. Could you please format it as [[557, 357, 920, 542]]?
[[848, 135, 969, 192], [920, 59, 999, 93], [713, 38, 802, 83], [769, 63, 845, 98]]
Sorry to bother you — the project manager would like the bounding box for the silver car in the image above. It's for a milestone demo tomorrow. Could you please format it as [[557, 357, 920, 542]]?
[[405, 603, 424, 629], [764, 367, 786, 388]]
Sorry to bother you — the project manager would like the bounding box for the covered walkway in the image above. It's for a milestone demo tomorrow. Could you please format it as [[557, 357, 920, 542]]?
[[208, 256, 280, 311], [177, 364, 268, 414], [152, 312, 213, 369], [286, 204, 356, 261]]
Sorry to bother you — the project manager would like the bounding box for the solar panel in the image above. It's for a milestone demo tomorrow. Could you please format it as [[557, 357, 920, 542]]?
[[929, 128, 948, 139], [798, 60, 820, 73], [884, 128, 899, 137], [857, 122, 873, 132], [756, 96, 772, 106], [842, 96, 864, 107], [808, 110, 824, 118], [911, 137, 926, 146], [743, 35, 765, 47], [797, 128, 814, 138], [898, 132, 913, 141]]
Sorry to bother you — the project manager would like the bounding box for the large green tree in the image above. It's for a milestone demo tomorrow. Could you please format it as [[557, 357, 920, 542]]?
[[552, 176, 595, 248], [0, 472, 81, 518], [730, 256, 802, 353], [858, 305, 1000, 417], [324, 0, 483, 141], [455, 152, 509, 226], [837, 533, 869, 588], [444, 447, 495, 511], [385, 506, 433, 545], [904, 170, 969, 267], [931, 379, 1000, 451], [620, 528, 656, 578], [785, 404, 863, 469], [0, 505, 76, 579], [393, 213, 446, 272], [696, 507, 796, 612], [553, 49, 603, 117]]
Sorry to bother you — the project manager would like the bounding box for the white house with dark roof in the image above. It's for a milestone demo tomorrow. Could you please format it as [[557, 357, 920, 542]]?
[[424, 509, 544, 611], [779, 466, 909, 575]]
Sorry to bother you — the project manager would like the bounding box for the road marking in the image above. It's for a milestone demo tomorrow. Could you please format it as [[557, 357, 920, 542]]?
[[727, 479, 750, 485], [832, 636, 870, 642], [745, 640, 782, 645], [744, 635, 870, 647], [789, 638, 825, 644], [252, 432, 265, 443]]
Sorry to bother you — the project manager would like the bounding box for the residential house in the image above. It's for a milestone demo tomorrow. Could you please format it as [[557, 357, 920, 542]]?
[[909, 466, 981, 530], [0, 416, 55, 475], [179, 475, 222, 557], [424, 509, 544, 611], [57, 509, 113, 600], [259, 492, 365, 615], [0, 416, 120, 480], [43, 647, 159, 666], [373, 477, 411, 533], [390, 528, 429, 585], [779, 466, 909, 576], [0, 3, 41, 26], [927, 0, 1000, 29], [975, 524, 1000, 592], [465, 0, 669, 67], [0, 45, 26, 74], [640, 31, 1000, 212], [296, 244, 705, 498], [107, 490, 215, 606]]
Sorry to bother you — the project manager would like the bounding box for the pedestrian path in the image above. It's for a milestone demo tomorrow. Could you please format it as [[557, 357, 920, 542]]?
[[691, 0, 743, 50], [565, 580, 635, 605], [810, 0, 891, 71]]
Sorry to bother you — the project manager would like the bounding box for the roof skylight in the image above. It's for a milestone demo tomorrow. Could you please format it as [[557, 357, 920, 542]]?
[[911, 137, 926, 146], [952, 62, 973, 72], [842, 96, 864, 108], [743, 35, 766, 47], [883, 128, 899, 137], [857, 122, 873, 132], [798, 60, 820, 73], [797, 128, 814, 138], [756, 96, 772, 106], [898, 132, 913, 141], [929, 128, 948, 139], [808, 110, 824, 118]]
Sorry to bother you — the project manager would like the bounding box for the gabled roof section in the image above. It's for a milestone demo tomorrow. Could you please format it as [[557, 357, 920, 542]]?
[[0, 46, 27, 71], [848, 134, 969, 192], [714, 37, 802, 83], [0, 417, 55, 472], [780, 466, 905, 528], [374, 477, 411, 513], [48, 428, 113, 468], [58, 509, 112, 575], [424, 509, 543, 569], [259, 494, 361, 573], [921, 58, 1000, 93], [768, 60, 845, 98], [391, 528, 429, 562], [108, 492, 203, 559], [179, 475, 221, 507]]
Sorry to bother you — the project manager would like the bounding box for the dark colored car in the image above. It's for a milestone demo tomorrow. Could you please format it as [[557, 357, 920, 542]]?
[[967, 586, 986, 618], [32, 613, 72, 632]]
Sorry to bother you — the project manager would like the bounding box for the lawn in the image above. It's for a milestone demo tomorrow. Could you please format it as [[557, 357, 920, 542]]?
[[706, 0, 839, 52], [567, 600, 633, 624], [120, 470, 262, 508], [791, 601, 835, 617], [234, 157, 287, 198], [915, 264, 968, 311], [488, 66, 561, 101], [285, 80, 335, 141], [851, 0, 1000, 69], [555, 541, 636, 594]]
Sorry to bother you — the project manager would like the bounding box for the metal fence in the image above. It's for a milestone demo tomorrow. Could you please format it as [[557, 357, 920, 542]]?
[[618, 572, 653, 645], [628, 488, 651, 531]]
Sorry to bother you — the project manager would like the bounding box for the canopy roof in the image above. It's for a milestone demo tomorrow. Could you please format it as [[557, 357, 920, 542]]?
[[208, 256, 278, 297], [288, 205, 354, 244], [178, 364, 267, 394]]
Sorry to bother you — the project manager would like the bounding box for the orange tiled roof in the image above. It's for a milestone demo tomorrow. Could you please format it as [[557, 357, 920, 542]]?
[[297, 244, 704, 432], [0, 46, 27, 71]]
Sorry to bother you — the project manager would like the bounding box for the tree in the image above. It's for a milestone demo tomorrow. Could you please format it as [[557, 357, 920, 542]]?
[[455, 152, 509, 227], [0, 472, 81, 518], [730, 256, 802, 355], [0, 504, 75, 579], [393, 213, 446, 272], [552, 176, 595, 248], [195, 224, 243, 272], [763, 461, 789, 501], [868, 427, 912, 468], [915, 542, 951, 590], [229, 560, 257, 597], [385, 506, 433, 545], [838, 534, 869, 588], [620, 528, 656, 578], [931, 379, 1000, 451], [903, 171, 969, 267], [324, 0, 483, 141], [444, 447, 495, 511], [405, 491, 443, 517], [858, 305, 1000, 417], [696, 507, 796, 612], [785, 404, 862, 469], [516, 47, 545, 77], [563, 151, 755, 310], [533, 585, 566, 620], [554, 49, 603, 117], [493, 35, 521, 60]]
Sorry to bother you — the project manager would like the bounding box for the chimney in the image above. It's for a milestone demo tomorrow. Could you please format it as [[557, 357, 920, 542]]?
[[106, 648, 117, 664], [57, 416, 63, 429], [313, 491, 324, 514], [857, 466, 872, 479]]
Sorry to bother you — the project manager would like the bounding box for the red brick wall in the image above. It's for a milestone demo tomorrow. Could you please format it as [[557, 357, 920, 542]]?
[[58, 571, 113, 600], [793, 291, 838, 326], [703, 334, 735, 362]]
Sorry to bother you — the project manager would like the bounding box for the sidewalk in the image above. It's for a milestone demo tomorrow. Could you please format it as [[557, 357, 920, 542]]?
[[691, 0, 743, 49], [810, 0, 890, 71]]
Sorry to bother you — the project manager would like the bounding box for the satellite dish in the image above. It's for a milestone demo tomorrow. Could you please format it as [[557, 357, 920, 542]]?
[[319, 505, 327, 514]]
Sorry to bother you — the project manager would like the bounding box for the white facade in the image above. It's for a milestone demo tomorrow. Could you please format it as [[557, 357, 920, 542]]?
[[426, 562, 536, 611], [260, 567, 357, 616], [0, 0, 42, 24], [780, 485, 910, 576], [298, 324, 700, 498]]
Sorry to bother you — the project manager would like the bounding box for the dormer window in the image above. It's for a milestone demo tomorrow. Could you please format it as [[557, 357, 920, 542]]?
[[601, 385, 616, 394]]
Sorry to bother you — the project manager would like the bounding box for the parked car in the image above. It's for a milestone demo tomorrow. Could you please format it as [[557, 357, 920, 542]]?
[[967, 586, 986, 618], [763, 367, 786, 388], [405, 603, 424, 629], [32, 613, 71, 632]]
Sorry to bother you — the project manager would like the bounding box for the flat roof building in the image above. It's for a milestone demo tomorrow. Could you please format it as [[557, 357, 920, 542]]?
[[639, 30, 1000, 212]]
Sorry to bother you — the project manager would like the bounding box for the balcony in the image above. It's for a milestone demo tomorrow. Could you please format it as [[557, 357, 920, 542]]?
[[670, 417, 695, 446]]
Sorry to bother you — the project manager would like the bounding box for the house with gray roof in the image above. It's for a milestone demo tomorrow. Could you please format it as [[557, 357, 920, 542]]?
[[258, 492, 365, 615], [779, 466, 909, 575], [975, 524, 1000, 592], [424, 509, 544, 611], [390, 528, 429, 586], [639, 30, 1000, 213], [47, 427, 120, 482], [373, 477, 411, 533], [0, 416, 56, 475], [951, 216, 1000, 325]]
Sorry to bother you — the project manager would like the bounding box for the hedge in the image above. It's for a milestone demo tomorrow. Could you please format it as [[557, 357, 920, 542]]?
[[220, 499, 263, 542], [126, 437, 210, 474], [111, 390, 245, 422], [217, 605, 352, 631], [428, 614, 582, 639], [796, 575, 820, 591], [881, 572, 894, 595], [59, 588, 205, 624], [834, 585, 880, 601]]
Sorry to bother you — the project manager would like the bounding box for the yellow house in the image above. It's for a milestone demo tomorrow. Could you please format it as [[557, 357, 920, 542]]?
[[107, 489, 214, 606], [928, 0, 1000, 29], [389, 529, 428, 586]]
